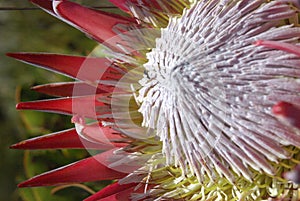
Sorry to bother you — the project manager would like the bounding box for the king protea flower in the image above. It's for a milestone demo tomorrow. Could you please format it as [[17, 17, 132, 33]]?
[[8, 0, 300, 200]]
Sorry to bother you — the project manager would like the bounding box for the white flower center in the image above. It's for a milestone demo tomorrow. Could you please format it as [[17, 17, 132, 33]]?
[[137, 0, 300, 182]]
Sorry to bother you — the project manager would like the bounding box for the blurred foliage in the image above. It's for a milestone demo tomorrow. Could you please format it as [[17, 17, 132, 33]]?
[[0, 0, 120, 200]]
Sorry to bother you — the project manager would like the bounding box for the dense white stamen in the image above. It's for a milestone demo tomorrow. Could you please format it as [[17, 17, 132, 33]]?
[[136, 0, 300, 182]]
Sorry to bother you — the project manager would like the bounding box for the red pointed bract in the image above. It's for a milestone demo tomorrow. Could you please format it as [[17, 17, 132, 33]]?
[[10, 127, 122, 150], [10, 128, 100, 150], [6, 53, 120, 82], [55, 1, 133, 46], [18, 150, 128, 187], [31, 82, 112, 97], [16, 95, 110, 119], [84, 182, 136, 201]]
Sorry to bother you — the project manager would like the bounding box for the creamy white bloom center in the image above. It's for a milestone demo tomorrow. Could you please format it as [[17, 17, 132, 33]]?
[[137, 0, 300, 182]]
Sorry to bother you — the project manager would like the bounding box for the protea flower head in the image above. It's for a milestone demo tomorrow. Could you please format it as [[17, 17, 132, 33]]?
[[8, 0, 300, 200]]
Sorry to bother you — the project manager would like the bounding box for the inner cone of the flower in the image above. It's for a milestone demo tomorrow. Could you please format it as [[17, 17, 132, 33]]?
[[135, 0, 300, 183]]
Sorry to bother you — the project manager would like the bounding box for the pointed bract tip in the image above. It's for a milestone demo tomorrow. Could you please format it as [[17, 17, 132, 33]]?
[[9, 143, 21, 149], [29, 0, 54, 11], [9, 141, 37, 150], [272, 101, 291, 116], [6, 52, 20, 59], [16, 102, 32, 110], [16, 102, 23, 110], [6, 52, 39, 62], [17, 182, 27, 188]]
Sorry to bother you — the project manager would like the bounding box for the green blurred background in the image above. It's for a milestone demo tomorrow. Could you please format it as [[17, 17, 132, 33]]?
[[0, 0, 117, 200]]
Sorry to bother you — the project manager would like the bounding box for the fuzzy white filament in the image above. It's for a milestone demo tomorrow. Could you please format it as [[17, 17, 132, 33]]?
[[137, 0, 300, 182]]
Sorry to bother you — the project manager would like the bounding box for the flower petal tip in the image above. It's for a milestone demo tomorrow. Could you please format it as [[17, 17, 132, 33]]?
[[17, 179, 42, 188], [16, 102, 24, 110], [272, 101, 289, 116], [17, 182, 29, 188], [6, 52, 22, 59], [16, 102, 40, 111], [9, 143, 20, 149], [10, 141, 34, 150], [29, 0, 54, 12]]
